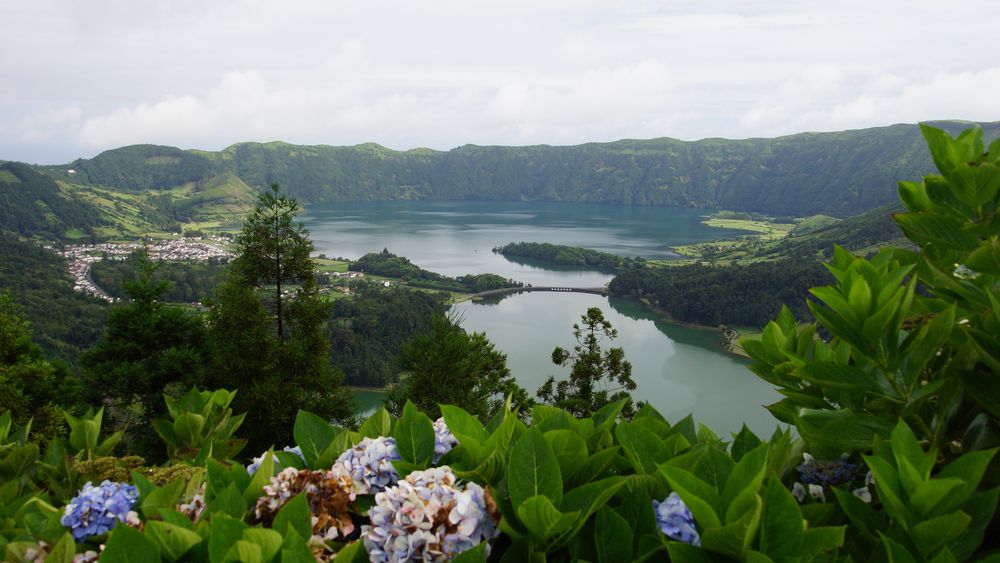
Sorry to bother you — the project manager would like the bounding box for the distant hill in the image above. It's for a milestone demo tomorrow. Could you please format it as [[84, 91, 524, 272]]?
[[0, 162, 105, 239], [35, 121, 1000, 218]]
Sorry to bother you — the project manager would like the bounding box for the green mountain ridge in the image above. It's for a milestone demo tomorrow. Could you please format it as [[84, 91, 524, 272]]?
[[32, 120, 1000, 218]]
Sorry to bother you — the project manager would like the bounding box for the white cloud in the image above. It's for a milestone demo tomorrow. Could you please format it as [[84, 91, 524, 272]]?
[[3, 0, 1000, 162]]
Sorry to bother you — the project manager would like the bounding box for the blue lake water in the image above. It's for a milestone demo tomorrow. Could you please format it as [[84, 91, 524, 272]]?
[[303, 200, 783, 435]]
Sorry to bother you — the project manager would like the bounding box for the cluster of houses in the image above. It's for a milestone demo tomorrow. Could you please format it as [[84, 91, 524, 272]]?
[[55, 236, 234, 302]]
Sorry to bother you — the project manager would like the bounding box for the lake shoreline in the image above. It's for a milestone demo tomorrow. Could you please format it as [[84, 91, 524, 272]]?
[[627, 297, 751, 359]]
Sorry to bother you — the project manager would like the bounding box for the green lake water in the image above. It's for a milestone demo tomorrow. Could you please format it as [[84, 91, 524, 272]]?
[[304, 200, 784, 435]]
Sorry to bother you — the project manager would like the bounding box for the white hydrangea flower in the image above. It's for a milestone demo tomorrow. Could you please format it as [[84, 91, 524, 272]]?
[[363, 466, 499, 562]]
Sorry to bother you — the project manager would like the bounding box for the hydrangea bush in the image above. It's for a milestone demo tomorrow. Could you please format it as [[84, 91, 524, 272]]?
[[60, 480, 139, 541], [336, 436, 402, 494], [363, 466, 499, 561]]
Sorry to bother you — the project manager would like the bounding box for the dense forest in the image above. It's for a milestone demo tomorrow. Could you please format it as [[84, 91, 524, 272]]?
[[0, 234, 107, 364], [0, 162, 105, 239], [328, 287, 447, 386], [37, 121, 1000, 217], [494, 242, 647, 271], [609, 259, 832, 327], [350, 249, 522, 292], [89, 252, 229, 303]]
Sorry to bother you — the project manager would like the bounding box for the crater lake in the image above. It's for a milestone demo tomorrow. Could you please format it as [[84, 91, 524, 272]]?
[[301, 200, 783, 435]]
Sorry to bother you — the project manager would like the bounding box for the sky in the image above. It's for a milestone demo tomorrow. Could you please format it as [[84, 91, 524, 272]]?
[[2, 0, 998, 164]]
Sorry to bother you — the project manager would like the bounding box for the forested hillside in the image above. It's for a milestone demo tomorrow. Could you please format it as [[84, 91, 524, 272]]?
[[0, 234, 107, 363], [0, 162, 105, 239], [37, 121, 1000, 217]]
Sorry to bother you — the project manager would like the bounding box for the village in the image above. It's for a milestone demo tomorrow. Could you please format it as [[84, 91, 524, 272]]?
[[52, 236, 235, 302]]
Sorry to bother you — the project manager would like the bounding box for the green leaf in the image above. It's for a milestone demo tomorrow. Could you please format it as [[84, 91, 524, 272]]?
[[508, 427, 563, 508], [833, 488, 885, 546], [864, 455, 913, 527], [659, 465, 722, 529], [140, 479, 186, 519], [145, 521, 202, 562], [208, 514, 249, 563], [440, 410, 489, 464], [800, 526, 845, 562], [100, 525, 161, 563], [334, 541, 369, 562], [759, 478, 803, 562], [358, 408, 393, 439], [596, 506, 633, 563], [544, 429, 588, 483], [559, 477, 627, 548], [223, 540, 262, 563], [42, 532, 76, 563], [279, 529, 317, 563], [912, 511, 972, 556], [890, 421, 934, 485], [910, 478, 965, 517], [293, 410, 338, 468], [516, 494, 578, 542], [616, 422, 669, 474], [701, 493, 761, 559], [395, 401, 436, 468], [936, 448, 998, 505], [591, 398, 627, 434], [881, 533, 919, 563], [722, 443, 768, 508], [894, 213, 979, 251], [795, 363, 892, 396], [173, 412, 206, 445], [568, 446, 620, 489], [272, 492, 312, 540], [242, 528, 283, 562], [207, 481, 247, 520], [243, 447, 275, 504], [452, 543, 488, 563], [795, 409, 894, 451], [730, 425, 762, 463]]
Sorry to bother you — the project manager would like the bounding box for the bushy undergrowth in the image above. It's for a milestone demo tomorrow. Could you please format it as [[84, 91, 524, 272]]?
[[1, 124, 999, 562]]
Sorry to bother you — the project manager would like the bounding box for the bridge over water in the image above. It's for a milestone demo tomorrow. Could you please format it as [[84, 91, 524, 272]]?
[[468, 285, 608, 299]]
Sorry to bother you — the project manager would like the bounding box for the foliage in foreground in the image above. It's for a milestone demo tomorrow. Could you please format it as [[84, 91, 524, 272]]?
[[0, 124, 998, 562]]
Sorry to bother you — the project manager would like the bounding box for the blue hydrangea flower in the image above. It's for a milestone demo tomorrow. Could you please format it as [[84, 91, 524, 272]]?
[[336, 436, 401, 494], [433, 418, 458, 463], [797, 453, 858, 487], [61, 480, 139, 541], [247, 445, 307, 475], [653, 492, 701, 546], [363, 466, 500, 562]]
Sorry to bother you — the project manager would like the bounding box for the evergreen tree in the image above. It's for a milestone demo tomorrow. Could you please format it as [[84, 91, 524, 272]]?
[[537, 307, 639, 418], [81, 251, 207, 457], [0, 293, 78, 442], [232, 182, 314, 341], [385, 314, 531, 421], [207, 183, 354, 452]]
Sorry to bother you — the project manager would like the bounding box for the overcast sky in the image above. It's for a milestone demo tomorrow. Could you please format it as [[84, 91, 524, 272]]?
[[2, 0, 998, 164]]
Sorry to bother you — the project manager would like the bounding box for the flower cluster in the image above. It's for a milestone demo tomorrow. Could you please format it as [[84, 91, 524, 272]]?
[[797, 453, 858, 487], [792, 454, 873, 504], [247, 445, 306, 475], [433, 418, 458, 463], [363, 466, 500, 562], [254, 465, 357, 541], [60, 481, 140, 541], [177, 483, 207, 522], [336, 436, 401, 494], [653, 493, 701, 546]]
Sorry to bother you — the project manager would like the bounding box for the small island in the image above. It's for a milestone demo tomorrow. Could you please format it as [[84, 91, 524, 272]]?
[[493, 241, 646, 272]]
